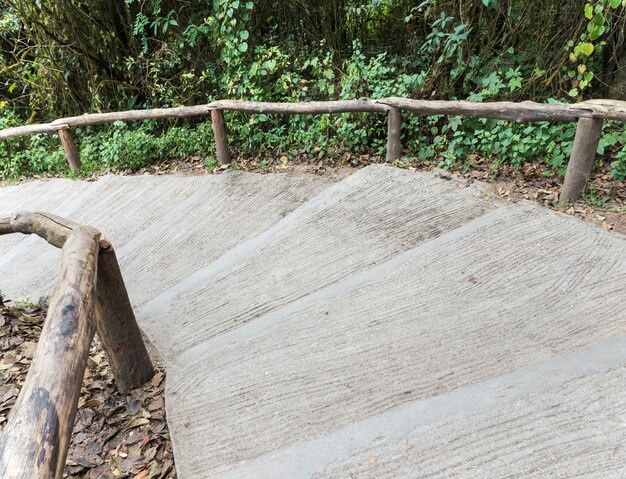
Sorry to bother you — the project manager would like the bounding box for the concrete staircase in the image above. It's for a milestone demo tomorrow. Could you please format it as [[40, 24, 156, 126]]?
[[0, 165, 624, 478]]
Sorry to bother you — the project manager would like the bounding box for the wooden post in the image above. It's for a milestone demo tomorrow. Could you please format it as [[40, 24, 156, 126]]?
[[0, 217, 10, 235], [95, 239, 154, 392], [0, 227, 100, 479], [386, 107, 402, 162], [58, 129, 82, 172], [0, 211, 155, 392], [561, 117, 604, 202], [211, 109, 231, 165]]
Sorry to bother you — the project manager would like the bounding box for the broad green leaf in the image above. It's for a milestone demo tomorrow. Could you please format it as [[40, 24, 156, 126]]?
[[580, 42, 594, 56], [584, 3, 593, 19]]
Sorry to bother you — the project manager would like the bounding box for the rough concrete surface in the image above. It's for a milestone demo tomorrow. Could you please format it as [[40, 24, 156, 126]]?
[[165, 203, 626, 478], [317, 363, 626, 479], [0, 172, 328, 300], [0, 165, 624, 479], [0, 178, 97, 259], [140, 165, 495, 358]]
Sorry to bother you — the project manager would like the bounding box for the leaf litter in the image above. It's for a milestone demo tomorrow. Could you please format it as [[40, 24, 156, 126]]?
[[0, 296, 176, 478]]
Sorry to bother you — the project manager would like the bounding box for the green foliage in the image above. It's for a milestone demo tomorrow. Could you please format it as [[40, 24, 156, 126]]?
[[582, 184, 609, 207], [0, 0, 625, 183], [76, 120, 216, 173]]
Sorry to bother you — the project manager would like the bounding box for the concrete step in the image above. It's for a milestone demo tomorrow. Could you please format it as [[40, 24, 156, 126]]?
[[164, 203, 626, 479], [120, 171, 332, 306], [138, 165, 496, 360], [0, 172, 329, 301], [317, 356, 626, 479]]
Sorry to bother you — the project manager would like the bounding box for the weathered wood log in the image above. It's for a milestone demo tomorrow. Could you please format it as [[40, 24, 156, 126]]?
[[0, 227, 100, 479], [50, 104, 214, 129], [582, 99, 626, 121], [377, 97, 594, 122], [209, 99, 391, 114], [0, 216, 11, 235], [0, 123, 69, 140], [1, 97, 626, 142], [561, 117, 604, 202], [386, 108, 402, 162], [58, 129, 82, 171], [211, 109, 231, 165], [95, 238, 154, 392], [7, 211, 79, 247], [0, 211, 154, 391]]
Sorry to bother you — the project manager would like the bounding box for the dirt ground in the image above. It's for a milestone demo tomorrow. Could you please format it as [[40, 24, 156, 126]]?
[[0, 299, 175, 479]]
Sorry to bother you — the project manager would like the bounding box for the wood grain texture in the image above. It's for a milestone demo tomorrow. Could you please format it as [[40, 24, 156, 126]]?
[[582, 98, 626, 121], [95, 242, 154, 392], [57, 130, 81, 171], [561, 117, 604, 202], [385, 108, 402, 162], [0, 216, 10, 235], [3, 98, 626, 140], [0, 227, 100, 479], [377, 97, 594, 122], [0, 209, 154, 392], [0, 122, 68, 139], [211, 109, 231, 165], [166, 203, 626, 478], [9, 211, 80, 247], [209, 99, 390, 114], [49, 105, 214, 129]]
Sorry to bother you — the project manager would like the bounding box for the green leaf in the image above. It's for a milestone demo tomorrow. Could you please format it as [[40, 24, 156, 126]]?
[[240, 30, 249, 40], [584, 3, 593, 19], [580, 42, 594, 56], [568, 88, 579, 97], [589, 24, 604, 41], [238, 41, 248, 52], [508, 77, 522, 91], [592, 13, 605, 27], [610, 0, 621, 8], [245, 1, 253, 9]]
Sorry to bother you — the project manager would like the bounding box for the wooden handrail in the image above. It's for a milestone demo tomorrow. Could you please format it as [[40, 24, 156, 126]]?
[[0, 212, 154, 479], [1, 97, 625, 200]]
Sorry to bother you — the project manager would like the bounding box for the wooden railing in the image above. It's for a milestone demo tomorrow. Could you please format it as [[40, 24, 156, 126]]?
[[1, 97, 625, 201], [0, 212, 154, 479]]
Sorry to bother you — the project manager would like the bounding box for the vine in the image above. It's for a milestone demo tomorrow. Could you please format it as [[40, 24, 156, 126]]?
[[567, 0, 626, 97]]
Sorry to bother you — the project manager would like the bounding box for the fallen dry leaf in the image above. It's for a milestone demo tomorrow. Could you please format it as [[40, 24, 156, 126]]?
[[0, 301, 176, 478]]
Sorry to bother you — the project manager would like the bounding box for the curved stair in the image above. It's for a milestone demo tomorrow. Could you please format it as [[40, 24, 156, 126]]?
[[0, 165, 624, 478]]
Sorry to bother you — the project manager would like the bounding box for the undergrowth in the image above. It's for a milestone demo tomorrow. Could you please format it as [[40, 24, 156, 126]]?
[[1, 113, 625, 183], [1, 1, 626, 182]]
